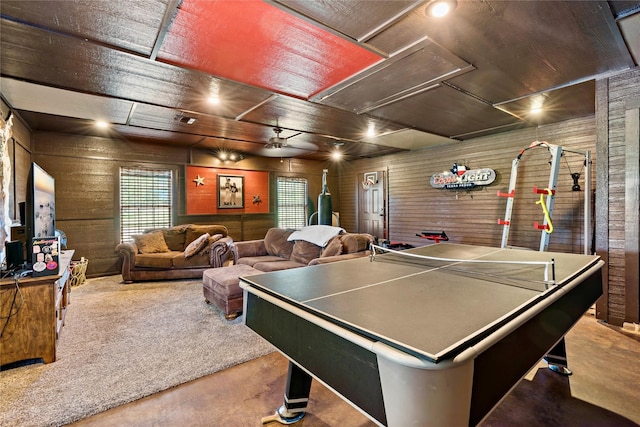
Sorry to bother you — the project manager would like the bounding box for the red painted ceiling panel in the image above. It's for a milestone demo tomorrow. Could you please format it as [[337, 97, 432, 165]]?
[[158, 0, 382, 99]]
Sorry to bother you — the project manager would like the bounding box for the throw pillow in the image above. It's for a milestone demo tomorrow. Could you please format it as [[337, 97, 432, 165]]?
[[341, 233, 373, 254], [133, 230, 170, 254], [162, 224, 189, 251], [290, 240, 322, 265], [185, 225, 228, 247], [320, 236, 343, 258], [264, 228, 294, 258], [184, 233, 210, 258]]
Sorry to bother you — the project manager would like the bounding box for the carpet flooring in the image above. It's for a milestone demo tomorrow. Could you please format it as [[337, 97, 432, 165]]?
[[0, 275, 274, 427]]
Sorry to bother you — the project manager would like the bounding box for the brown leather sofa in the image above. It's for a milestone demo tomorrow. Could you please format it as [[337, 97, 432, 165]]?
[[231, 227, 374, 271], [116, 224, 234, 283]]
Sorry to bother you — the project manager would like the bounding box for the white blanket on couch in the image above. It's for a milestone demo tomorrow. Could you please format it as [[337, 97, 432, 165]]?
[[287, 225, 345, 247]]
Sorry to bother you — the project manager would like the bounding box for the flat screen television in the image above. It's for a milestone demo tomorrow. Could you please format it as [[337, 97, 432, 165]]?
[[25, 162, 56, 243]]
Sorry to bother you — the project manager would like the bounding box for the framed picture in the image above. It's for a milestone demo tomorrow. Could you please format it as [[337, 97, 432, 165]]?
[[218, 175, 244, 208]]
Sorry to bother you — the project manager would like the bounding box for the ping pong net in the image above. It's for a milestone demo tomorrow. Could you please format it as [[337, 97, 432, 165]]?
[[369, 244, 556, 292]]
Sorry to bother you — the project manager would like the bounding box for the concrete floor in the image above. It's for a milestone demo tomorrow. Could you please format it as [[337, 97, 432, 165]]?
[[70, 315, 640, 427]]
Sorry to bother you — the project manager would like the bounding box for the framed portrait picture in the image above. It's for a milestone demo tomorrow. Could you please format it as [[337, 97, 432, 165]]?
[[218, 175, 244, 208]]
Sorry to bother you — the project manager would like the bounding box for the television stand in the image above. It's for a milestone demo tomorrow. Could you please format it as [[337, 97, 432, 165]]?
[[1, 250, 74, 368]]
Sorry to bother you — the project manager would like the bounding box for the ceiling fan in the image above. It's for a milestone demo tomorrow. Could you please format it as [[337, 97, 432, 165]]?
[[264, 126, 288, 149], [258, 125, 318, 157]]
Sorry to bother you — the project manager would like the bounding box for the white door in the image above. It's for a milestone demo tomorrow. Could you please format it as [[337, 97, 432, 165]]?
[[358, 171, 386, 240]]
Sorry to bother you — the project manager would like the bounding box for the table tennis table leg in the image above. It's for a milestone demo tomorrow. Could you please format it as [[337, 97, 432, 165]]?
[[544, 338, 572, 376], [261, 361, 312, 425]]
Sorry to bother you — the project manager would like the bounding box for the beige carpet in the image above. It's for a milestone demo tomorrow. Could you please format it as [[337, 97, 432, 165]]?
[[0, 275, 274, 427]]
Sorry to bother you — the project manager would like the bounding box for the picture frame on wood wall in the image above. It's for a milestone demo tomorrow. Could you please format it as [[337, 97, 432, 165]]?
[[218, 175, 244, 208]]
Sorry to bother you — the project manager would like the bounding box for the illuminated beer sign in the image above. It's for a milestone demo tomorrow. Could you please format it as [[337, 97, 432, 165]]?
[[430, 163, 496, 190]]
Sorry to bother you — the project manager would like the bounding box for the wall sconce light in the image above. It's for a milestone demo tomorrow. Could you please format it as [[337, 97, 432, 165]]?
[[424, 0, 457, 18]]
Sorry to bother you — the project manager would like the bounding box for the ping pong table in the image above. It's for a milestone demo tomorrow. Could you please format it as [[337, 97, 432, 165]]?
[[239, 243, 603, 427]]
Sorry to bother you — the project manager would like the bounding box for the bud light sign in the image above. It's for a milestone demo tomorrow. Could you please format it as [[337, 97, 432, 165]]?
[[430, 163, 496, 190]]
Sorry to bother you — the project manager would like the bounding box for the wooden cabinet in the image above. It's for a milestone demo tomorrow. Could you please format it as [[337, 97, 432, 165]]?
[[0, 250, 74, 366]]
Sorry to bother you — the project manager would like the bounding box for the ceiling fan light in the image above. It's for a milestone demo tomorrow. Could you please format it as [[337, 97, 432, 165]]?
[[267, 136, 288, 149]]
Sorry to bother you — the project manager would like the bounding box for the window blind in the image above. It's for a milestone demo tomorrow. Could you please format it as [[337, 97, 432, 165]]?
[[120, 167, 172, 242], [276, 177, 308, 229]]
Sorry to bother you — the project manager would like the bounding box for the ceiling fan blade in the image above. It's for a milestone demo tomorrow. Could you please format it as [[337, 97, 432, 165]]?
[[255, 146, 316, 157], [285, 141, 318, 151]]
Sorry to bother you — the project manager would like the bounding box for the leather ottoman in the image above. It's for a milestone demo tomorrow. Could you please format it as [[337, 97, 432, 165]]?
[[203, 264, 262, 320]]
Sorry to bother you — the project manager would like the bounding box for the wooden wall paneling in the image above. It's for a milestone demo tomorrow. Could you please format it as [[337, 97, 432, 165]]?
[[30, 153, 120, 277], [9, 114, 32, 153], [9, 115, 32, 223], [33, 155, 116, 221], [26, 130, 342, 276], [13, 142, 31, 212], [340, 117, 596, 252], [57, 218, 119, 276], [177, 213, 244, 239], [190, 149, 341, 234], [32, 132, 191, 165], [624, 107, 639, 323], [241, 214, 278, 241], [604, 68, 640, 325]]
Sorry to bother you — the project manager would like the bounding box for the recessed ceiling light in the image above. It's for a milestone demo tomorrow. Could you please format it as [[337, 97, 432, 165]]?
[[425, 0, 457, 18], [366, 123, 376, 137], [95, 120, 109, 129], [331, 150, 342, 160], [208, 96, 220, 105], [529, 94, 546, 115]]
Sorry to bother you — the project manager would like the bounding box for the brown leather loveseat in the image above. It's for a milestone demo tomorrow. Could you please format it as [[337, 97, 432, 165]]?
[[116, 224, 234, 283]]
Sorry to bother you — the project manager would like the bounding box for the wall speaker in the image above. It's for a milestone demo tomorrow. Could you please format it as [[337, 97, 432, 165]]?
[[5, 240, 24, 270]]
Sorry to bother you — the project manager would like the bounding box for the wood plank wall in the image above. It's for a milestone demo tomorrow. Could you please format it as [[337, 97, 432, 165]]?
[[11, 130, 339, 278], [4, 69, 637, 325], [597, 67, 640, 326], [338, 116, 597, 255]]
